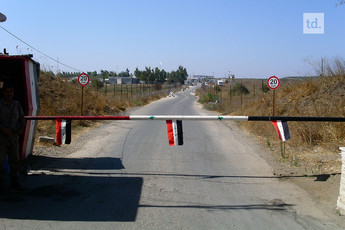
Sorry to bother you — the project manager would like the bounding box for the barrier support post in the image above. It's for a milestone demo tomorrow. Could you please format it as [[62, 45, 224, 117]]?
[[337, 147, 345, 214]]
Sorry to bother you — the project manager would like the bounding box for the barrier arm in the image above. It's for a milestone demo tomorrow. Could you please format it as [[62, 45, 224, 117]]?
[[25, 114, 345, 214], [24, 115, 345, 122], [25, 115, 345, 146]]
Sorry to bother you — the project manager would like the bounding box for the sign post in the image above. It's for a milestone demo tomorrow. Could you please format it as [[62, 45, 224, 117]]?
[[267, 75, 284, 155], [267, 76, 280, 116], [78, 73, 90, 116]]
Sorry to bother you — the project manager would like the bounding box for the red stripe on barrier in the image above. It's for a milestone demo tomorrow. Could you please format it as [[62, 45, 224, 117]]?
[[25, 116, 131, 120], [271, 120, 282, 141], [56, 119, 62, 146], [166, 120, 175, 146]]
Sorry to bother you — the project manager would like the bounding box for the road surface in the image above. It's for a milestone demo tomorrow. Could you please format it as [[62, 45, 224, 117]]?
[[0, 87, 343, 229]]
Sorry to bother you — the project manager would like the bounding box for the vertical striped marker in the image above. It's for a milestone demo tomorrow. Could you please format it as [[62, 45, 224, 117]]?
[[166, 120, 183, 146], [56, 119, 71, 145], [271, 120, 290, 142]]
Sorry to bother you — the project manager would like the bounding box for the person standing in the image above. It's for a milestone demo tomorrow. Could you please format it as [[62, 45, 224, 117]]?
[[0, 82, 25, 191]]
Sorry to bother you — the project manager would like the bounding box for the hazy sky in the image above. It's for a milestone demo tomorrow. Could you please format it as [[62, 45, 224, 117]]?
[[1, 0, 344, 78]]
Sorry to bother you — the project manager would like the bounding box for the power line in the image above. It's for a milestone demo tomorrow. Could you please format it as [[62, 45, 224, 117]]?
[[0, 25, 82, 72]]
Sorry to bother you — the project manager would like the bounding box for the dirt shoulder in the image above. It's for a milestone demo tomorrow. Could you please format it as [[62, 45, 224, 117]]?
[[222, 120, 345, 226]]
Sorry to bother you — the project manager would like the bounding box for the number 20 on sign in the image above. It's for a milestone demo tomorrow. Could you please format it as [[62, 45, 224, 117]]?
[[267, 75, 280, 116], [267, 75, 280, 90], [78, 73, 90, 86]]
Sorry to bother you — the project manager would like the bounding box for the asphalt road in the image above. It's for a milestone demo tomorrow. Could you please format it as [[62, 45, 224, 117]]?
[[0, 87, 343, 229]]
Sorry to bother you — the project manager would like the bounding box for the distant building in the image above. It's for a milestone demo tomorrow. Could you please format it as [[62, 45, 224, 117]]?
[[103, 77, 140, 84], [108, 77, 117, 84], [192, 75, 214, 79], [117, 77, 140, 84]]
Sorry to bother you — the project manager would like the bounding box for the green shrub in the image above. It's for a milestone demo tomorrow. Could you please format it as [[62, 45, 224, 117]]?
[[262, 84, 270, 93], [232, 83, 250, 95], [199, 93, 218, 104]]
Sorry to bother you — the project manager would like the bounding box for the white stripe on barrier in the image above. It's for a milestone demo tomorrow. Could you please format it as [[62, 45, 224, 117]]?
[[129, 115, 249, 121]]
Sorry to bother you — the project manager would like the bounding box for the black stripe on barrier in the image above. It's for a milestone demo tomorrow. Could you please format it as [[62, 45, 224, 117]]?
[[248, 116, 345, 122], [65, 120, 72, 144], [177, 120, 183, 145]]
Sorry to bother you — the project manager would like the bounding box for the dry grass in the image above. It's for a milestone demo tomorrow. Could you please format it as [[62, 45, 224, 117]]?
[[36, 71, 176, 141], [197, 59, 345, 173], [233, 76, 345, 149]]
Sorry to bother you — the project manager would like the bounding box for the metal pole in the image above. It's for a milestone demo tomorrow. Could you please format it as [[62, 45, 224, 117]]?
[[229, 84, 231, 104], [273, 89, 276, 116], [121, 84, 123, 100], [262, 79, 264, 92], [240, 83, 243, 106], [130, 83, 133, 99], [81, 86, 84, 116], [126, 84, 129, 101]]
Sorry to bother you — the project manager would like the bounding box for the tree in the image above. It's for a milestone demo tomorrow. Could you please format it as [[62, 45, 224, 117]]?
[[154, 67, 166, 83], [176, 65, 188, 84], [167, 66, 188, 84], [134, 67, 141, 79], [118, 68, 131, 78], [134, 65, 188, 84], [232, 83, 250, 95], [145, 67, 155, 83], [100, 70, 109, 77]]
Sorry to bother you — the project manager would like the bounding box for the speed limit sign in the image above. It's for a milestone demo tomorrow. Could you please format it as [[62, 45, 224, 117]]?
[[267, 76, 280, 90], [78, 73, 90, 86]]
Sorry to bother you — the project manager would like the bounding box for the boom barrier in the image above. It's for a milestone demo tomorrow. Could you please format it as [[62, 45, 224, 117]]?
[[24, 114, 345, 214], [24, 115, 345, 146], [24, 115, 345, 122]]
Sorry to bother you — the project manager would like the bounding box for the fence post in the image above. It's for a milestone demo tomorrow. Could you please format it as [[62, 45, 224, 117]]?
[[126, 84, 129, 101], [130, 83, 133, 99], [337, 147, 345, 214], [240, 82, 243, 107], [121, 84, 123, 100], [229, 84, 232, 104]]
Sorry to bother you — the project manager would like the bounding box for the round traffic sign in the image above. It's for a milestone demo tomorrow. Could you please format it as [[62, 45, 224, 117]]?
[[78, 73, 90, 86], [267, 76, 280, 90]]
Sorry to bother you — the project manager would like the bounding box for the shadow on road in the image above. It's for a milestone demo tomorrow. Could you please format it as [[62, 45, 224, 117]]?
[[0, 155, 143, 222], [0, 175, 143, 222], [27, 155, 125, 170], [0, 155, 334, 222], [140, 203, 293, 211], [63, 171, 339, 182]]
